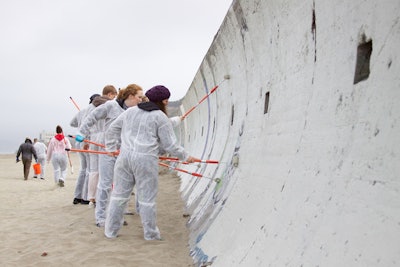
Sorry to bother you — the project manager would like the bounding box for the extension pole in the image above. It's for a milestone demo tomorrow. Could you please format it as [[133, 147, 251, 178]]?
[[181, 75, 230, 120], [159, 162, 202, 177], [68, 96, 79, 174], [68, 135, 105, 148], [70, 150, 218, 164], [158, 162, 221, 183], [70, 96, 80, 111], [69, 148, 112, 155], [159, 156, 219, 164], [68, 149, 220, 182]]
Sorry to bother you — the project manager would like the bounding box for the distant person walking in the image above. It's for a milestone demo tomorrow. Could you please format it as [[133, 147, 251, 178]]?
[[16, 137, 38, 180], [46, 125, 72, 187], [33, 138, 47, 179]]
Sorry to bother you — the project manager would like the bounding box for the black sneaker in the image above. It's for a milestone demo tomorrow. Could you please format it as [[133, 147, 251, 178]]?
[[81, 200, 90, 205], [73, 198, 82, 205], [96, 222, 105, 227]]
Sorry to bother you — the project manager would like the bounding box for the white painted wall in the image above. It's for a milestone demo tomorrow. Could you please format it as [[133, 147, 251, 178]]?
[[174, 0, 400, 266]]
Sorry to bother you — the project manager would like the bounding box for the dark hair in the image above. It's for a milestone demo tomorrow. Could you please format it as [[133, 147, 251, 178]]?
[[56, 125, 63, 134], [89, 94, 100, 104], [154, 101, 168, 115]]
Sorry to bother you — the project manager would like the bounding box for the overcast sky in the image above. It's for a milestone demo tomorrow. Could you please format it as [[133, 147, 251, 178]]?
[[0, 0, 232, 153]]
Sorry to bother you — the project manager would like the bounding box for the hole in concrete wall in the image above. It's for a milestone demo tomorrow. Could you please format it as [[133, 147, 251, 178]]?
[[354, 39, 372, 84], [264, 92, 270, 114], [212, 119, 216, 134], [231, 105, 235, 126]]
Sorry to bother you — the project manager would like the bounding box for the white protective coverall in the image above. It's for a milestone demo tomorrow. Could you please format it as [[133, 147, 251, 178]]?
[[79, 97, 108, 202], [70, 104, 93, 202], [80, 100, 125, 226], [104, 104, 188, 240], [46, 135, 71, 184], [33, 141, 47, 179]]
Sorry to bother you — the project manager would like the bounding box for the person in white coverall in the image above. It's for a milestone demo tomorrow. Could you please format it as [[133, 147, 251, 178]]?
[[46, 125, 71, 187], [78, 84, 144, 227], [70, 94, 99, 205], [78, 85, 118, 207], [104, 85, 199, 240], [33, 138, 47, 179]]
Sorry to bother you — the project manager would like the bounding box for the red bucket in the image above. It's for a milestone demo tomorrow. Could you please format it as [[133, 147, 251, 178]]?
[[33, 163, 41, 175]]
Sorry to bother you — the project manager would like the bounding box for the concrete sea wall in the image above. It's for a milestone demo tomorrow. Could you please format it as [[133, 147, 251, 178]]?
[[174, 0, 400, 266]]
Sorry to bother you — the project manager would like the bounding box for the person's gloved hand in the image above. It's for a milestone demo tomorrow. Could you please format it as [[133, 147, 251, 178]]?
[[65, 148, 71, 151], [75, 135, 85, 142], [16, 157, 20, 163]]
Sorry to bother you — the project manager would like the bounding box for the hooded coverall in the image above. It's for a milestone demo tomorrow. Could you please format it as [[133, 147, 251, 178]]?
[[80, 99, 126, 226], [80, 97, 109, 203], [70, 105, 93, 202], [104, 103, 188, 240], [46, 134, 71, 184]]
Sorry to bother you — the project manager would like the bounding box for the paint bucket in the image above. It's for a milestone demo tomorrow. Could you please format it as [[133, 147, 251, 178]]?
[[33, 163, 41, 175]]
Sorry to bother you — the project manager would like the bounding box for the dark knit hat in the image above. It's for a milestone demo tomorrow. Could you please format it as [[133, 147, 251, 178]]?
[[89, 94, 100, 104], [145, 85, 170, 102]]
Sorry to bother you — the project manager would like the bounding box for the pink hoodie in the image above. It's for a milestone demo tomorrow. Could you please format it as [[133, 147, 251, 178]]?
[[46, 134, 71, 161]]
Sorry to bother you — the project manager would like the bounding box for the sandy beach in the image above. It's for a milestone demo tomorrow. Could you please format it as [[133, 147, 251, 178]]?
[[0, 153, 194, 267]]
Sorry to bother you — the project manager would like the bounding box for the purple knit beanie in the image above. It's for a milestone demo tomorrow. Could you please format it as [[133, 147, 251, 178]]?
[[145, 85, 171, 102]]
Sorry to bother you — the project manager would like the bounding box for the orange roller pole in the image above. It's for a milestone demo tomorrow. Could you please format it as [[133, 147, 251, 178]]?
[[181, 85, 218, 120], [68, 135, 105, 148], [69, 148, 109, 155], [70, 96, 80, 111], [159, 156, 219, 164], [159, 162, 221, 183], [181, 75, 229, 120], [159, 162, 202, 177]]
